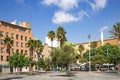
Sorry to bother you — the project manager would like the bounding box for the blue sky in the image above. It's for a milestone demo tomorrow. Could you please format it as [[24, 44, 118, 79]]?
[[0, 0, 120, 44]]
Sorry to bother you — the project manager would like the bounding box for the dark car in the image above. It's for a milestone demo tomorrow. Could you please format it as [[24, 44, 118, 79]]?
[[85, 65, 96, 71]]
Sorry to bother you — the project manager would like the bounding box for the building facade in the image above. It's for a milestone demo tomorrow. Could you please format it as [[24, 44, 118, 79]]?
[[0, 20, 33, 73], [42, 43, 52, 59], [75, 38, 119, 60]]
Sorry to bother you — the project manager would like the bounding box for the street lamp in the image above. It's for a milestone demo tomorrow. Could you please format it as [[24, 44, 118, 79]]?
[[107, 49, 109, 72], [88, 34, 91, 73]]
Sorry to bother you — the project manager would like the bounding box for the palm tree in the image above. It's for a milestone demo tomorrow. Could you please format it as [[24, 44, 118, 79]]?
[[109, 22, 120, 41], [78, 44, 85, 57], [47, 30, 55, 50], [90, 41, 97, 49], [4, 36, 14, 58], [56, 27, 67, 48], [4, 36, 14, 73], [35, 40, 43, 60], [27, 39, 36, 72], [0, 33, 3, 46]]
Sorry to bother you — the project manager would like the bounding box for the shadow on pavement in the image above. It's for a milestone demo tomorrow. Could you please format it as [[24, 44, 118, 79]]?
[[0, 76, 24, 80], [52, 74, 76, 77]]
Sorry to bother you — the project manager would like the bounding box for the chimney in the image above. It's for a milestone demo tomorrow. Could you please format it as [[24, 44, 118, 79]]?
[[100, 26, 108, 46], [19, 22, 30, 28]]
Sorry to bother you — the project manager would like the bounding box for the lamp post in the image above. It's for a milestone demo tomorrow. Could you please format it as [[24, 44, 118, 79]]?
[[107, 49, 109, 72], [88, 34, 91, 73]]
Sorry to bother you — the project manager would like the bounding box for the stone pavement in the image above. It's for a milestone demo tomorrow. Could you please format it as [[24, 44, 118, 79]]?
[[0, 71, 120, 80]]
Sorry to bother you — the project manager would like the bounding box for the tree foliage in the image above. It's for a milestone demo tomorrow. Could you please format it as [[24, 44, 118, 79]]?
[[9, 53, 30, 72], [81, 44, 120, 65], [27, 39, 43, 72], [4, 36, 14, 57], [90, 41, 97, 49], [34, 40, 43, 60], [78, 45, 84, 53], [47, 30, 55, 51], [50, 43, 77, 69], [109, 22, 120, 41], [56, 27, 67, 47]]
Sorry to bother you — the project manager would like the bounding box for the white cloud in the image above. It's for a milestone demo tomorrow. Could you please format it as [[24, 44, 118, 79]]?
[[86, 0, 107, 11], [42, 0, 107, 24], [42, 0, 78, 11], [52, 10, 89, 24]]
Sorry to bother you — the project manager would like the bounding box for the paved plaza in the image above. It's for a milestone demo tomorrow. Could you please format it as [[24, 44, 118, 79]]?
[[0, 71, 120, 80]]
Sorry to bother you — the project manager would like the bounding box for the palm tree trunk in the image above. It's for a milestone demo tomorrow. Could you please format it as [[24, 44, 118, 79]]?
[[51, 40, 53, 51], [29, 49, 33, 74], [8, 48, 13, 74]]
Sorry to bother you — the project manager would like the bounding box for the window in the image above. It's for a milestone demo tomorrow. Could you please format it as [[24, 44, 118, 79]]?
[[16, 49, 19, 53], [11, 33, 14, 39], [25, 50, 27, 53], [6, 56, 9, 61], [1, 56, 3, 61], [29, 37, 31, 40], [21, 50, 23, 53], [28, 30, 31, 33], [25, 36, 27, 41], [0, 31, 3, 36], [12, 49, 14, 53], [16, 42, 19, 47], [35, 55, 37, 58], [6, 49, 10, 53], [21, 43, 23, 47], [19, 29, 25, 32], [25, 43, 28, 48], [21, 36, 23, 40], [6, 32, 9, 37], [1, 48, 4, 53], [16, 35, 18, 40]]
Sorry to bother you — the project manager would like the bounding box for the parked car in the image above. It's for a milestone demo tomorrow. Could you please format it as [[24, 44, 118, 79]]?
[[80, 65, 86, 71], [85, 65, 97, 71]]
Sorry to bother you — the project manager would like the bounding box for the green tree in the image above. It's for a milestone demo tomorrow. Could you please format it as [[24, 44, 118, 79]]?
[[56, 27, 67, 48], [50, 48, 60, 67], [37, 56, 45, 69], [9, 52, 30, 73], [44, 58, 51, 71], [90, 41, 97, 49], [92, 53, 108, 70], [82, 43, 120, 68], [47, 30, 55, 50], [50, 43, 77, 70], [102, 44, 120, 65], [109, 22, 120, 41], [78, 44, 85, 57]]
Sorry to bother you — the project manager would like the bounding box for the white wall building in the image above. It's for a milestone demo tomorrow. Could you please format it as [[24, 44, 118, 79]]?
[[45, 37, 59, 47]]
